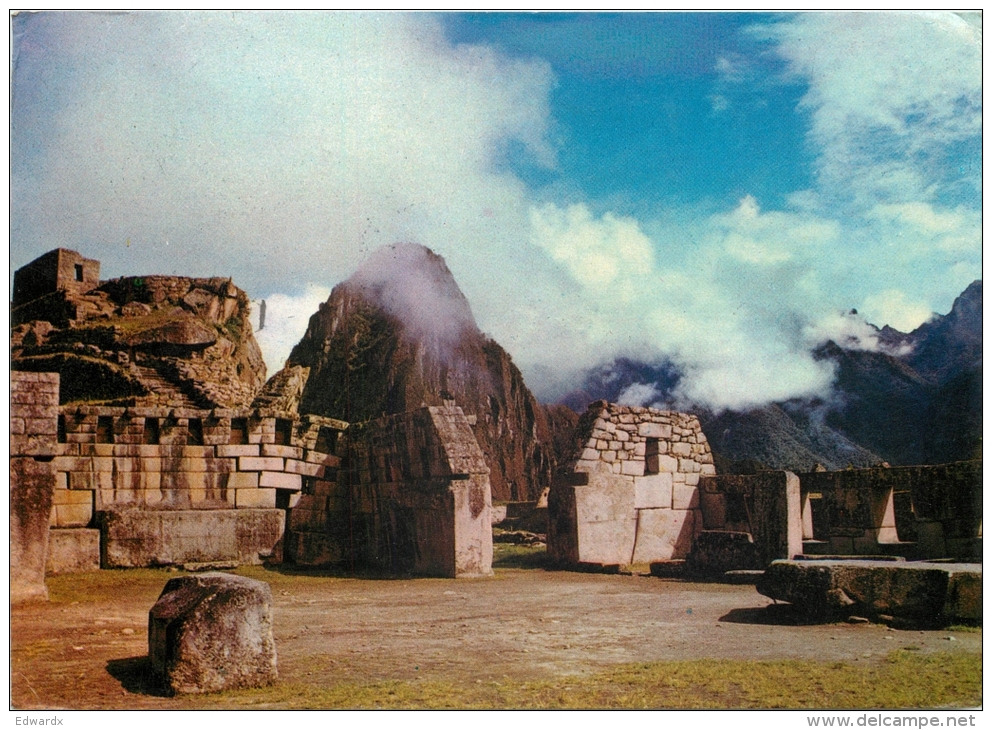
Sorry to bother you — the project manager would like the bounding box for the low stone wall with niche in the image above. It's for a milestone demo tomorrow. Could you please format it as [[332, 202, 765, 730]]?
[[49, 404, 346, 569], [548, 401, 715, 568]]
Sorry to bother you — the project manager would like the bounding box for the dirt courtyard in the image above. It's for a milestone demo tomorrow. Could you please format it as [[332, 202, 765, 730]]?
[[11, 554, 982, 709]]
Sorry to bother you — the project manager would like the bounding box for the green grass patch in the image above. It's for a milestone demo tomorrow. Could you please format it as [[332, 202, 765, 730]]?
[[181, 650, 981, 710], [492, 543, 548, 570], [46, 567, 179, 604]]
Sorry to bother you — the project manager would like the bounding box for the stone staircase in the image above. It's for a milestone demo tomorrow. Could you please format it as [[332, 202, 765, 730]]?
[[131, 363, 210, 409]]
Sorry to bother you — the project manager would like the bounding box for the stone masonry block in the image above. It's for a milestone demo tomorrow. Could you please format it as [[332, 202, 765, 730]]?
[[261, 444, 303, 459], [673, 483, 699, 510], [216, 445, 260, 458], [239, 457, 284, 472], [304, 450, 342, 467], [227, 472, 260, 489], [638, 422, 672, 439], [236, 488, 277, 509], [259, 472, 302, 491], [283, 459, 323, 477], [54, 502, 93, 527], [47, 528, 101, 575], [631, 508, 695, 562], [634, 473, 673, 510], [620, 459, 645, 477]]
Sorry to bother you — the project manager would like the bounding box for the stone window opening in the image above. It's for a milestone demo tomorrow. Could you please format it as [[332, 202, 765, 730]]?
[[57, 415, 67, 444], [644, 438, 660, 474], [74, 264, 84, 282], [187, 419, 204, 446], [96, 416, 115, 444], [274, 419, 293, 446], [315, 426, 338, 454], [229, 418, 248, 445], [142, 418, 160, 445]]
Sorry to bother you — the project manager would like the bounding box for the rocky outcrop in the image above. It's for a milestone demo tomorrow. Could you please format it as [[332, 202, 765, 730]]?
[[285, 243, 553, 501], [148, 572, 278, 694], [11, 254, 266, 409]]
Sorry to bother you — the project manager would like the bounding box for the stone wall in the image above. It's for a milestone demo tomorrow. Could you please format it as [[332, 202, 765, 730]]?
[[49, 404, 346, 569], [688, 462, 982, 572], [12, 248, 99, 307], [288, 405, 493, 578], [548, 402, 715, 568], [10, 372, 59, 602], [799, 462, 982, 561], [692, 471, 803, 574]]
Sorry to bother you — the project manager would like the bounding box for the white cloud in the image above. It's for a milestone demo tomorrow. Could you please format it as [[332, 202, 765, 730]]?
[[11, 12, 980, 415], [530, 203, 654, 289], [859, 290, 934, 334], [616, 382, 661, 407], [761, 12, 981, 206], [252, 284, 332, 374], [11, 13, 554, 295]]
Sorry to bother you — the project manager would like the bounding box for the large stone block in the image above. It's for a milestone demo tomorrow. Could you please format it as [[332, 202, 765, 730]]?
[[757, 559, 982, 625], [672, 482, 699, 510], [46, 528, 101, 574], [99, 509, 284, 567], [634, 473, 672, 509], [238, 456, 284, 472], [216, 444, 260, 458], [236, 488, 277, 508], [631, 508, 695, 562], [260, 444, 302, 459], [259, 471, 302, 491], [149, 573, 278, 694], [11, 456, 56, 602]]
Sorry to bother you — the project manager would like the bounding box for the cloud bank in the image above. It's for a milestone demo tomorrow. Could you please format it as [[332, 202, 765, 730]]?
[[11, 12, 981, 411]]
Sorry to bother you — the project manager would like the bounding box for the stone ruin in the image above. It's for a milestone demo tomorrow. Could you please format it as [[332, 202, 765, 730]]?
[[8, 249, 982, 619], [548, 402, 716, 567], [548, 401, 982, 576]]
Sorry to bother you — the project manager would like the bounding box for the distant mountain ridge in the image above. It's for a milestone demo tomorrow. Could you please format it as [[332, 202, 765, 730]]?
[[559, 281, 982, 472]]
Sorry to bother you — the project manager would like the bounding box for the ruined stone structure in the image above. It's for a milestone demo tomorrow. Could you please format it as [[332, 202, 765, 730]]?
[[548, 402, 982, 574], [11, 387, 494, 586], [12, 248, 100, 309], [797, 461, 982, 561], [10, 372, 60, 603], [681, 462, 982, 575], [687, 471, 802, 576], [12, 249, 266, 409], [48, 401, 344, 571], [10, 251, 495, 594], [548, 402, 715, 568], [288, 405, 493, 578]]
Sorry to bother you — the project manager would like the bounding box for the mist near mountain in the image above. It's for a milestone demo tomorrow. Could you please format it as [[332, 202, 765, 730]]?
[[560, 281, 982, 471]]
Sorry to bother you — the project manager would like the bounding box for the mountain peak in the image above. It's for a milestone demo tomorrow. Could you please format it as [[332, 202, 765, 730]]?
[[344, 243, 479, 345]]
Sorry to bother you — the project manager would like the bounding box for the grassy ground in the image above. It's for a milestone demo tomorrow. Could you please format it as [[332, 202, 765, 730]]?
[[34, 558, 982, 710], [178, 650, 981, 710]]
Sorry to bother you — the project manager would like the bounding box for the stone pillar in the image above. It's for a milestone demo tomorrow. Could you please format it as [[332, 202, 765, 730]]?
[[10, 372, 60, 603]]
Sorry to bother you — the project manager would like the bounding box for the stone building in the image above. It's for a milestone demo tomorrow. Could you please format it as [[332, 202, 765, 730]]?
[[549, 401, 982, 573], [548, 401, 716, 567], [12, 248, 100, 307]]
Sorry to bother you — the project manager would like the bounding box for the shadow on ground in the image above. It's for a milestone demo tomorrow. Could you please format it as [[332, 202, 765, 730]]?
[[106, 656, 171, 697], [719, 604, 806, 626]]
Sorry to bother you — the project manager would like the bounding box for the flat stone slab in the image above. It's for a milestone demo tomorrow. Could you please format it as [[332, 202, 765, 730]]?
[[757, 559, 981, 626], [149, 572, 278, 694]]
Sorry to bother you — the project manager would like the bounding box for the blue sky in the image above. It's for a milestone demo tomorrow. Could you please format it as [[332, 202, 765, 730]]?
[[10, 12, 982, 409]]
